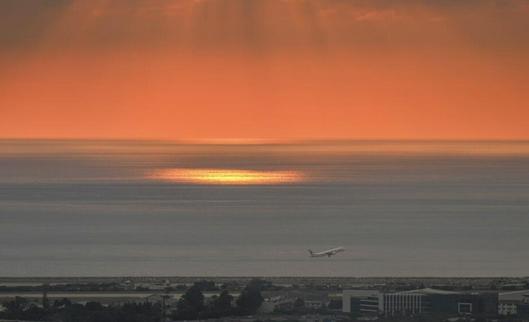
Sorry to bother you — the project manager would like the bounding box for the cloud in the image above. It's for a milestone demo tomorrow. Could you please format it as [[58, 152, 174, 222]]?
[[0, 0, 71, 50], [1, 0, 529, 54]]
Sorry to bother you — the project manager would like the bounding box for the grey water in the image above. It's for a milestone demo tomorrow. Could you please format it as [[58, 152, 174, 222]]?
[[0, 140, 528, 277]]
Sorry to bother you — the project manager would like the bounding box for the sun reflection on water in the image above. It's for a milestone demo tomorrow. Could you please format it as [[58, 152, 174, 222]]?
[[148, 168, 305, 185]]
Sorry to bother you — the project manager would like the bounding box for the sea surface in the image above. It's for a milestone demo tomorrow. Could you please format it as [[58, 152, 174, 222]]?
[[0, 140, 528, 277]]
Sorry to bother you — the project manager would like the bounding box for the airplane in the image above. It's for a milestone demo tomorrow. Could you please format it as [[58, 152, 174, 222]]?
[[308, 247, 344, 258]]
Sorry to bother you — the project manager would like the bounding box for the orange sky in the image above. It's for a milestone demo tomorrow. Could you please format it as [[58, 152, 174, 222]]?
[[1, 0, 528, 140]]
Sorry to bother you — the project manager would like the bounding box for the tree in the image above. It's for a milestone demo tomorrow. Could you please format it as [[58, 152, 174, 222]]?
[[2, 296, 28, 316], [175, 284, 205, 320], [193, 280, 218, 291], [294, 298, 305, 309], [246, 278, 272, 291], [327, 298, 342, 310], [85, 301, 104, 311], [236, 280, 264, 315], [54, 297, 72, 308], [209, 290, 234, 317]]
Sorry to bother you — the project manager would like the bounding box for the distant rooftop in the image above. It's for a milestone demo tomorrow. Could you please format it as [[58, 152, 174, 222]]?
[[499, 290, 529, 302], [397, 288, 459, 295]]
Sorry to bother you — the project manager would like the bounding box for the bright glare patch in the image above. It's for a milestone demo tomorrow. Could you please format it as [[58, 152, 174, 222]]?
[[149, 168, 304, 185]]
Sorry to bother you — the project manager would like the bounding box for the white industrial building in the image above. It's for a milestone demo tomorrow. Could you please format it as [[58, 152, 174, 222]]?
[[498, 290, 529, 316], [343, 288, 498, 317]]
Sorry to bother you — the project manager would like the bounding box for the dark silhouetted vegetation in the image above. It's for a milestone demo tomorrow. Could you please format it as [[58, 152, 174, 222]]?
[[0, 279, 267, 322], [170, 279, 263, 320], [173, 283, 205, 320], [209, 290, 235, 317], [235, 278, 265, 315], [0, 296, 161, 322]]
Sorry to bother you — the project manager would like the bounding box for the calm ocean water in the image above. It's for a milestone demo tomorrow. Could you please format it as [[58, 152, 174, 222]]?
[[0, 140, 528, 277]]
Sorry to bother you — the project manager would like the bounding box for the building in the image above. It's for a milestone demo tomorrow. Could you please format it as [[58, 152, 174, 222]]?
[[498, 290, 529, 316], [259, 296, 296, 313], [299, 314, 345, 322], [380, 292, 426, 316], [498, 300, 518, 316], [342, 290, 380, 316], [401, 288, 498, 316], [343, 288, 498, 317], [304, 300, 324, 310]]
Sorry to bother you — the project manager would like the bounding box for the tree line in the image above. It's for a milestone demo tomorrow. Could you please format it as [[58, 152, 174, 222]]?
[[0, 279, 265, 322], [172, 278, 264, 320]]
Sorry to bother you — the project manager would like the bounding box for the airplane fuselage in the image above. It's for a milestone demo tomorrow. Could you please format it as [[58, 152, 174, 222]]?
[[308, 247, 344, 257]]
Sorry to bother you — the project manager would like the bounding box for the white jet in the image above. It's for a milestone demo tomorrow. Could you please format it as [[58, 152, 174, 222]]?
[[308, 247, 344, 258]]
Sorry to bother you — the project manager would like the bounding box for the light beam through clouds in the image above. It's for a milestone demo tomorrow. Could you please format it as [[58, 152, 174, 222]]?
[[0, 0, 528, 139]]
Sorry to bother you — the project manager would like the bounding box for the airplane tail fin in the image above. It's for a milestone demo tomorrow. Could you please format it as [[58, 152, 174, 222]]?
[[308, 249, 314, 256]]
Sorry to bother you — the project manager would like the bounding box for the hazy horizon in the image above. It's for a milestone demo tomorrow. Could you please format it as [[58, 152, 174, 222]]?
[[1, 140, 528, 277]]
